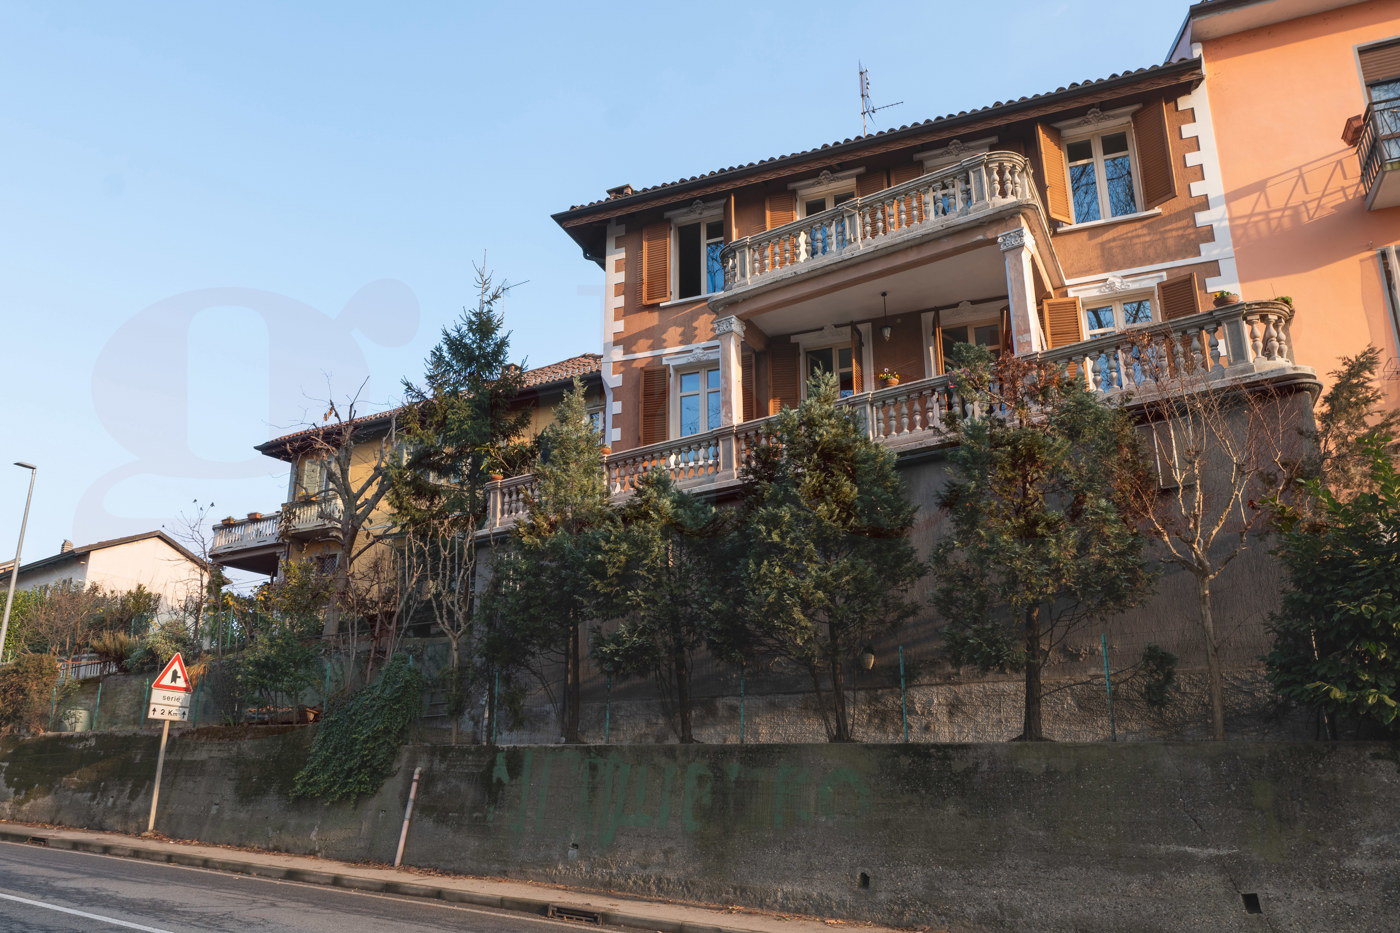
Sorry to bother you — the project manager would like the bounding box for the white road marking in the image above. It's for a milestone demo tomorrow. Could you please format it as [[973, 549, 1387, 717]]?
[[0, 890, 177, 932]]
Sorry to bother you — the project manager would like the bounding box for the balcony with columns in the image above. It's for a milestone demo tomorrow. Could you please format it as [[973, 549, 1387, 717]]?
[[482, 300, 1310, 536], [707, 152, 1060, 360]]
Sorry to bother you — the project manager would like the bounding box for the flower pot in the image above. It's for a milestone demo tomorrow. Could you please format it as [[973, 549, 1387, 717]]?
[[600, 446, 612, 456], [880, 377, 900, 388], [1213, 292, 1239, 307], [488, 473, 504, 483]]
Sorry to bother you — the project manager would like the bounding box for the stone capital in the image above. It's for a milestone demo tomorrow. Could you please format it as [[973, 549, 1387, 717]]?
[[714, 315, 746, 338], [997, 228, 1035, 252]]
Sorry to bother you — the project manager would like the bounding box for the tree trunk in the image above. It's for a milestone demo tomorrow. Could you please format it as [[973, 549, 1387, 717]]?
[[448, 637, 460, 746], [674, 652, 694, 744], [1196, 575, 1226, 741], [564, 618, 581, 743], [1022, 604, 1044, 741], [829, 645, 850, 742]]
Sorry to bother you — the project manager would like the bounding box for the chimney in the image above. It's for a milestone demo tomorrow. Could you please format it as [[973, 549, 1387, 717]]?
[[60, 539, 74, 553], [606, 184, 634, 200]]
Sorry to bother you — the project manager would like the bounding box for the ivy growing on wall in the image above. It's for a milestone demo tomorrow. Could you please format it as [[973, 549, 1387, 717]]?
[[289, 652, 424, 803]]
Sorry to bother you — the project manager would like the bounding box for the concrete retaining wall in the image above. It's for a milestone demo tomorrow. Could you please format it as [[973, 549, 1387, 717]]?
[[0, 732, 1394, 932]]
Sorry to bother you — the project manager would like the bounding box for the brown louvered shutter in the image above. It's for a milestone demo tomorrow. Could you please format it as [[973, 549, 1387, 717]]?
[[768, 342, 801, 415], [850, 325, 865, 392], [640, 367, 669, 446], [998, 306, 1012, 357], [1132, 99, 1177, 209], [889, 162, 924, 228], [741, 352, 756, 422], [764, 192, 796, 230], [1043, 296, 1084, 348], [932, 316, 945, 375], [857, 170, 888, 197], [890, 162, 923, 186], [1360, 40, 1400, 86], [641, 223, 670, 305], [1158, 272, 1201, 321], [1036, 123, 1074, 224]]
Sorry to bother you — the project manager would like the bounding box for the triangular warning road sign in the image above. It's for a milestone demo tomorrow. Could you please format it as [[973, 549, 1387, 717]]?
[[153, 653, 192, 693]]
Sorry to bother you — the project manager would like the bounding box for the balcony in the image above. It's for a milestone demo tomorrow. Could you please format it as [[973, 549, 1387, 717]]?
[[210, 512, 283, 575], [482, 301, 1309, 535], [1355, 96, 1400, 210], [283, 495, 343, 540], [711, 153, 1049, 331]]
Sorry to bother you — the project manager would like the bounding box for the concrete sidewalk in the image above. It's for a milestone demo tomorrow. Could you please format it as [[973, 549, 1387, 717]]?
[[0, 822, 908, 933]]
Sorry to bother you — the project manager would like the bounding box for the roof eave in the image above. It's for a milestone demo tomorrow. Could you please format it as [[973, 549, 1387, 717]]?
[[552, 57, 1204, 230]]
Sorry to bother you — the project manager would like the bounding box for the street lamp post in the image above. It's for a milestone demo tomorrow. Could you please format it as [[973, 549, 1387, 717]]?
[[0, 462, 37, 664]]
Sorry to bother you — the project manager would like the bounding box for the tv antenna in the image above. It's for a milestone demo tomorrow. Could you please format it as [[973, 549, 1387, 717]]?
[[859, 62, 903, 136]]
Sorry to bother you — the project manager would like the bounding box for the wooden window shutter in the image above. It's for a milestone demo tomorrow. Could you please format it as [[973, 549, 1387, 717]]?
[[1132, 99, 1177, 209], [890, 162, 923, 186], [764, 191, 797, 230], [641, 223, 670, 305], [741, 352, 756, 422], [1043, 296, 1084, 348], [1035, 123, 1074, 224], [1158, 272, 1201, 321], [856, 170, 888, 197], [1360, 40, 1400, 86], [932, 317, 945, 375], [998, 306, 1012, 357], [768, 342, 801, 415], [640, 367, 669, 446], [850, 325, 865, 393]]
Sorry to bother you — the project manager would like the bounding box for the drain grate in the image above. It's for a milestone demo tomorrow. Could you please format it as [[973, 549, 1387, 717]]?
[[25, 837, 47, 847], [547, 904, 602, 924]]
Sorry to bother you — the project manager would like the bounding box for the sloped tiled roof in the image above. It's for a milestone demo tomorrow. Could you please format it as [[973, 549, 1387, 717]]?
[[520, 352, 601, 388], [255, 353, 602, 458], [556, 58, 1202, 219], [0, 530, 206, 577]]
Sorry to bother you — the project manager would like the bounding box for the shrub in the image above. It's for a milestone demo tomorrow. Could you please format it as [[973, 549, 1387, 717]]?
[[0, 654, 60, 734]]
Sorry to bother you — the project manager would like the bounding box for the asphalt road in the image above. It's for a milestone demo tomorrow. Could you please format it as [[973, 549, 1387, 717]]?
[[0, 840, 593, 932]]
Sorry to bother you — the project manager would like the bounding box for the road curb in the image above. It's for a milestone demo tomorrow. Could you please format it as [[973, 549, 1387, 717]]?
[[0, 828, 777, 933]]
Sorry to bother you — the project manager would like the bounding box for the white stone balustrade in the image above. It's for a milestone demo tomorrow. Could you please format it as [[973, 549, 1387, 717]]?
[[474, 302, 1301, 536], [211, 513, 282, 556], [719, 153, 1037, 293]]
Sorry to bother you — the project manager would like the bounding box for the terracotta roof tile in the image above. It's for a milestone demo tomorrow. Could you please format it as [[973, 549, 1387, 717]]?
[[256, 353, 602, 454], [560, 59, 1200, 215]]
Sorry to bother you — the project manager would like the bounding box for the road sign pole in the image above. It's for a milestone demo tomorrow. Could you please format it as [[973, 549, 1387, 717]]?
[[146, 718, 170, 834]]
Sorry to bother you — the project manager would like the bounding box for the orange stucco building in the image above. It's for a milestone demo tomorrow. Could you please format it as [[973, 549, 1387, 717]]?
[[1172, 0, 1400, 404]]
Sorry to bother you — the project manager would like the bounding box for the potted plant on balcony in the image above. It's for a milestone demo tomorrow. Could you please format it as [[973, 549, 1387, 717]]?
[[1212, 290, 1240, 307], [877, 368, 901, 388]]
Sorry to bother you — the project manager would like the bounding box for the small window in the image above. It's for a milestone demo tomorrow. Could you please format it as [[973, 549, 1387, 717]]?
[[1083, 297, 1154, 337], [1067, 130, 1139, 223], [297, 457, 328, 497], [938, 322, 1000, 373], [805, 346, 854, 397], [678, 367, 721, 436], [676, 219, 725, 299]]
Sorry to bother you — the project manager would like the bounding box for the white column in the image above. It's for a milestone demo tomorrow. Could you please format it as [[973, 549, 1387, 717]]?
[[998, 228, 1044, 354], [714, 315, 746, 427]]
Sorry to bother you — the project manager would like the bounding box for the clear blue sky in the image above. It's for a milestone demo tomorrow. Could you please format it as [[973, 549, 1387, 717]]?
[[0, 0, 1189, 581]]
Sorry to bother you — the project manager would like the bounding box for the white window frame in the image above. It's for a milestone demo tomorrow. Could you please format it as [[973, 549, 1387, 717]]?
[[912, 136, 999, 173], [1055, 107, 1144, 226], [921, 300, 1004, 376], [1080, 293, 1156, 338], [662, 345, 722, 438], [790, 324, 874, 399], [791, 168, 865, 219], [665, 199, 726, 301]]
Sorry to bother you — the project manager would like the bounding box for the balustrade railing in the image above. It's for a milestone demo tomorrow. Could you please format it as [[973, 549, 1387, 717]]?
[[479, 302, 1301, 533], [1046, 301, 1296, 393], [719, 152, 1037, 293], [283, 495, 343, 534], [211, 513, 282, 554]]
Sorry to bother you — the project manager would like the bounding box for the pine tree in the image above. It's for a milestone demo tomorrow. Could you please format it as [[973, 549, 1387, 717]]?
[[390, 267, 532, 742], [591, 471, 729, 743], [732, 372, 925, 743], [489, 382, 608, 743], [933, 346, 1155, 741]]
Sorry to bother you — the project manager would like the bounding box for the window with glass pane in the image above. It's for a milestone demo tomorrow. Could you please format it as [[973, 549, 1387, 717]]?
[[1085, 296, 1153, 338], [1068, 130, 1139, 223], [678, 367, 720, 437], [939, 323, 1000, 373], [1369, 79, 1400, 163], [677, 219, 725, 299], [802, 190, 854, 257], [805, 346, 854, 397]]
